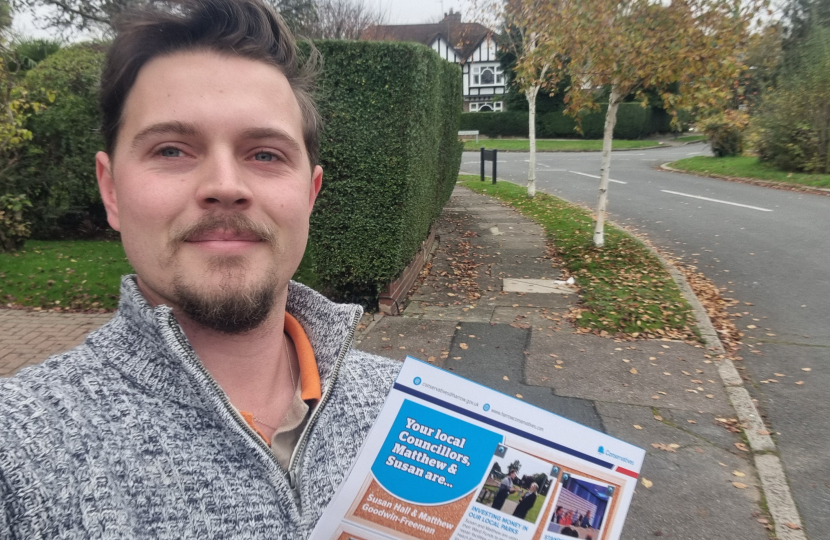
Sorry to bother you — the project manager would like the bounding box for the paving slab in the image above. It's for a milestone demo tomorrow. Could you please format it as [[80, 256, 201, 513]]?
[[596, 403, 770, 540]]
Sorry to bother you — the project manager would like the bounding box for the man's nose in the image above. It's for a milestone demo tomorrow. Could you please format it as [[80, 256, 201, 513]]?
[[195, 150, 253, 210]]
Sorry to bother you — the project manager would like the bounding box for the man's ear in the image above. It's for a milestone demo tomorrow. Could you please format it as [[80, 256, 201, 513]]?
[[96, 151, 121, 232], [308, 165, 323, 212]]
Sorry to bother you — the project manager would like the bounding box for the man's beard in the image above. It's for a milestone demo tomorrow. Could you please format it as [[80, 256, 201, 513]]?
[[169, 213, 280, 334]]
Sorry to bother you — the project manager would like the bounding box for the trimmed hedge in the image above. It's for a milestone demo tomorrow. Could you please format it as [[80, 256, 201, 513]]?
[[460, 103, 676, 139], [310, 41, 462, 302]]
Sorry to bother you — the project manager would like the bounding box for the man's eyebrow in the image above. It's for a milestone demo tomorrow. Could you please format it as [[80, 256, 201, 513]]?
[[131, 121, 201, 148], [241, 127, 303, 154]]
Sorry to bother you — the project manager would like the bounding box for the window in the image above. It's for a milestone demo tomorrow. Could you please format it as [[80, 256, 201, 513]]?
[[480, 68, 495, 84], [472, 65, 503, 86], [493, 101, 503, 112], [478, 104, 493, 112]]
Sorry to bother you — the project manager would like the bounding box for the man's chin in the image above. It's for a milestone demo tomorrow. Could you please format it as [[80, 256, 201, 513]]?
[[171, 274, 279, 334]]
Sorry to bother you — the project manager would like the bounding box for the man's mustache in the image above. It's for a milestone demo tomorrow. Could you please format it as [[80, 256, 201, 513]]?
[[170, 213, 277, 247]]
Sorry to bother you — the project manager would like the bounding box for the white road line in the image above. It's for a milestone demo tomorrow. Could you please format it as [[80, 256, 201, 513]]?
[[661, 190, 773, 212], [568, 170, 628, 184]]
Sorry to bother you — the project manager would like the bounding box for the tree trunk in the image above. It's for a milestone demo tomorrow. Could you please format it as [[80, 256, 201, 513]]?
[[527, 84, 539, 198], [593, 86, 621, 248]]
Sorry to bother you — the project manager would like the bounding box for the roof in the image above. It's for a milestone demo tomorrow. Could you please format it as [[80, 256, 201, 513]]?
[[360, 12, 494, 62]]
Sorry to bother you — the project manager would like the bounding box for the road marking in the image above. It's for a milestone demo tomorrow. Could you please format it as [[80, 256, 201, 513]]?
[[660, 190, 773, 212], [568, 171, 628, 184]]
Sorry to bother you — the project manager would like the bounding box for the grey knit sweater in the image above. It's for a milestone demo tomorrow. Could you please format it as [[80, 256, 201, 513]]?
[[0, 276, 401, 539]]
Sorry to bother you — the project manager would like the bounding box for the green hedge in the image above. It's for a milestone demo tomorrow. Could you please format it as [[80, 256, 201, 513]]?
[[460, 103, 676, 139], [310, 41, 462, 302], [1, 45, 107, 239]]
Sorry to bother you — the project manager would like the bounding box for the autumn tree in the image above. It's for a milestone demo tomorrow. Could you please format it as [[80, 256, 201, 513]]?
[[547, 0, 765, 247]]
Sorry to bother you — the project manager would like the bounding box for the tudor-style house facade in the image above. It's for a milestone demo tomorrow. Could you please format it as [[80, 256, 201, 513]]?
[[361, 11, 506, 112]]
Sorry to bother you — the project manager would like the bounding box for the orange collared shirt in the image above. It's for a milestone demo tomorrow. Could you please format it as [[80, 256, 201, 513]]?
[[238, 312, 320, 470]]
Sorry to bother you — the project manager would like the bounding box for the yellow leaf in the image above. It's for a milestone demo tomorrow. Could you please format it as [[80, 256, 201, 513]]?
[[459, 343, 468, 350], [641, 478, 653, 488], [732, 482, 747, 489]]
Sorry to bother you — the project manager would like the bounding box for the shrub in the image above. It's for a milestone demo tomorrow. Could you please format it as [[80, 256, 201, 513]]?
[[0, 194, 32, 252], [1, 45, 107, 239], [307, 41, 463, 303], [460, 111, 528, 137], [752, 27, 830, 173], [460, 103, 663, 139], [700, 110, 750, 157]]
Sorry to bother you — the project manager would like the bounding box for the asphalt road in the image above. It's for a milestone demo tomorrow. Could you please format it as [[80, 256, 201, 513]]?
[[461, 145, 830, 539]]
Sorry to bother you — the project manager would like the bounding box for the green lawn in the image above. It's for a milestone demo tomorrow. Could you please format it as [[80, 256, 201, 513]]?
[[460, 176, 696, 338], [0, 240, 133, 310], [668, 156, 830, 189], [0, 239, 319, 311], [463, 139, 662, 152]]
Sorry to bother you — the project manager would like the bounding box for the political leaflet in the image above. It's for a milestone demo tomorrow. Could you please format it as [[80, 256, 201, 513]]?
[[310, 357, 645, 540]]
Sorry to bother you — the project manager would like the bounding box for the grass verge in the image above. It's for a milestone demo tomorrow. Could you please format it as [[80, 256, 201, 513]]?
[[0, 240, 133, 311], [1, 239, 320, 311], [463, 139, 662, 152], [460, 175, 696, 338], [668, 156, 830, 189]]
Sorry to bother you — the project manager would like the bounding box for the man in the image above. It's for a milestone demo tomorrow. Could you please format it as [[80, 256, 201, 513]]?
[[491, 469, 518, 510], [0, 0, 400, 537], [512, 482, 538, 520], [580, 510, 594, 528]]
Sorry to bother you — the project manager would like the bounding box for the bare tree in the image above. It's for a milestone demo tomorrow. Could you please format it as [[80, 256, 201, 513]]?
[[301, 0, 386, 40], [9, 0, 373, 38]]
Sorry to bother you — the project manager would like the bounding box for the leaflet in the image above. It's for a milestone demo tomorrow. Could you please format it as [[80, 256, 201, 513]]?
[[310, 357, 645, 540]]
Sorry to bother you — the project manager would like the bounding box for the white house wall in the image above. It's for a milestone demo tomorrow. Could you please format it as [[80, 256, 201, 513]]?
[[430, 36, 459, 63]]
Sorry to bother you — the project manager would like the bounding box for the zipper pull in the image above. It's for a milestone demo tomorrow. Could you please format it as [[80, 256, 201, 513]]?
[[289, 468, 298, 490]]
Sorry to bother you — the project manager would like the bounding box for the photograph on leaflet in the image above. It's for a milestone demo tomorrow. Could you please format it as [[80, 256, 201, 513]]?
[[476, 444, 556, 525], [547, 473, 616, 540]]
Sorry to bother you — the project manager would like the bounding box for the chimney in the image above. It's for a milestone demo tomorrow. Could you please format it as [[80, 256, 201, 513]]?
[[442, 9, 462, 23]]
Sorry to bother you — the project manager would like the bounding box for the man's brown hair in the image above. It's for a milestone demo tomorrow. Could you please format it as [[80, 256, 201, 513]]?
[[99, 0, 322, 166]]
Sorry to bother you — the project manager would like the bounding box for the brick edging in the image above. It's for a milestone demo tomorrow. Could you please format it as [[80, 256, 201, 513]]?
[[378, 228, 436, 316]]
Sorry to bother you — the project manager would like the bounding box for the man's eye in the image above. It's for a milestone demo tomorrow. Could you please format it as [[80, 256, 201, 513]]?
[[159, 147, 182, 158], [254, 152, 276, 162]]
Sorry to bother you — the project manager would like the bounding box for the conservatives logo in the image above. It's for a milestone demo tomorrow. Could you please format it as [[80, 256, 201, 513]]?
[[598, 445, 635, 466]]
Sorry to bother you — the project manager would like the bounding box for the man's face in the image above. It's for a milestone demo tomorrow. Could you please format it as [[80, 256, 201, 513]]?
[[97, 50, 322, 332]]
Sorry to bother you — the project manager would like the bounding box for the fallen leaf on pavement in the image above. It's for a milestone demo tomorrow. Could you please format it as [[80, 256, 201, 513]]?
[[503, 376, 509, 381], [427, 356, 436, 362], [785, 523, 802, 530], [687, 419, 697, 424], [735, 443, 749, 452], [732, 482, 747, 489], [651, 443, 677, 453], [633, 425, 643, 430], [796, 381, 804, 385], [746, 325, 756, 329], [459, 343, 468, 349], [733, 471, 746, 477], [654, 415, 663, 421], [758, 430, 771, 435], [515, 394, 523, 399], [668, 443, 680, 449], [652, 395, 660, 400], [630, 368, 638, 375], [802, 368, 812, 372], [641, 478, 653, 488]]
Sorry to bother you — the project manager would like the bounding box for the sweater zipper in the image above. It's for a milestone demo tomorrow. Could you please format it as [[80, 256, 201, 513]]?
[[167, 307, 362, 501], [166, 313, 287, 477], [287, 308, 362, 494]]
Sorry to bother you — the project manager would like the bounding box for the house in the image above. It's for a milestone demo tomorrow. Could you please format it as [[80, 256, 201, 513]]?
[[361, 11, 506, 112]]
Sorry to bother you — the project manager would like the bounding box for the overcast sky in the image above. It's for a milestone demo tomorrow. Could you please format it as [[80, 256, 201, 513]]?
[[11, 0, 478, 41]]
